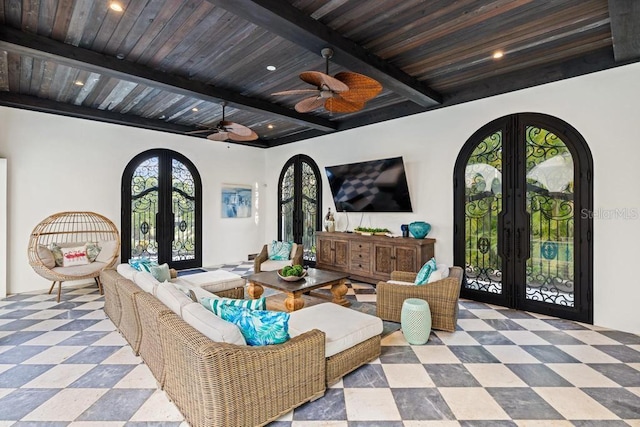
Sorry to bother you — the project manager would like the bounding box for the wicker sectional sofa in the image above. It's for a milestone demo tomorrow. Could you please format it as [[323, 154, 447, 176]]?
[[100, 267, 382, 427]]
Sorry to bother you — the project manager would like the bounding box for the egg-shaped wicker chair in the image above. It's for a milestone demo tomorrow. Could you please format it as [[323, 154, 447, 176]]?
[[28, 211, 120, 302]]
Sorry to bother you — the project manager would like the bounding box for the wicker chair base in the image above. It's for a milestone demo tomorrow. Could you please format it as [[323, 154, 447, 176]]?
[[213, 286, 245, 299], [100, 270, 123, 328], [135, 292, 173, 387], [326, 335, 381, 386], [116, 278, 143, 354]]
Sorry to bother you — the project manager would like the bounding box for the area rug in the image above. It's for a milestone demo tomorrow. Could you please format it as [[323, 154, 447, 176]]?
[[176, 268, 208, 276]]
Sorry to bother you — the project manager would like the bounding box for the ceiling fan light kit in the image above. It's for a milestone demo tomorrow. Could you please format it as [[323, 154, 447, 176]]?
[[188, 103, 258, 142], [272, 47, 382, 114]]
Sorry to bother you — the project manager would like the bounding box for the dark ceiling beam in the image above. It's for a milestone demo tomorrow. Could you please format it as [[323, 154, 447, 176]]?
[[205, 0, 442, 107], [267, 47, 639, 146], [0, 92, 270, 148], [608, 0, 640, 61], [0, 26, 336, 132]]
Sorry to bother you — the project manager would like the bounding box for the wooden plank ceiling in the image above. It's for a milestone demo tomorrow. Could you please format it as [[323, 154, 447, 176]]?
[[0, 0, 638, 148]]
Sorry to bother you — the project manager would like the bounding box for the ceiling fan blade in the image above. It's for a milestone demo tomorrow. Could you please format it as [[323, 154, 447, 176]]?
[[185, 129, 214, 135], [295, 96, 326, 113], [227, 130, 259, 141], [325, 97, 365, 113], [300, 71, 349, 92], [208, 132, 229, 141], [334, 72, 383, 103], [220, 120, 252, 136], [272, 89, 320, 96]]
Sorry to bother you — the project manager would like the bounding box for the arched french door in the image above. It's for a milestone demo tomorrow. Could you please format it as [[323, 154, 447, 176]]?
[[278, 155, 322, 264], [454, 113, 593, 323], [122, 149, 202, 270]]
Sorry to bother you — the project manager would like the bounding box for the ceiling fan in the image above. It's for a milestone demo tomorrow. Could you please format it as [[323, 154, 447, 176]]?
[[272, 48, 382, 114], [187, 103, 258, 141]]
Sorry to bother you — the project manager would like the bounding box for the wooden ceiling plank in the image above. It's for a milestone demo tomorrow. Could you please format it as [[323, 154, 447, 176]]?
[[124, 1, 184, 62], [3, 0, 21, 25], [78, 2, 111, 49], [37, 0, 58, 37], [50, 0, 74, 41], [28, 57, 45, 96], [21, 0, 40, 33], [608, 0, 640, 61], [0, 50, 8, 91], [0, 26, 337, 131], [6, 51, 20, 92], [95, 0, 149, 55], [18, 54, 33, 92], [64, 0, 94, 46], [118, 85, 155, 114], [0, 90, 269, 147], [56, 67, 84, 102], [0, 0, 5, 24], [73, 71, 101, 105], [109, 0, 166, 56], [205, 0, 442, 106], [98, 80, 139, 111]]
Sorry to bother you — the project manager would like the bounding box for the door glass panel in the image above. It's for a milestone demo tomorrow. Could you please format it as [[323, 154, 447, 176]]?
[[172, 159, 196, 262], [525, 126, 574, 306], [280, 164, 295, 242], [301, 161, 318, 262], [464, 131, 503, 294], [131, 156, 159, 262]]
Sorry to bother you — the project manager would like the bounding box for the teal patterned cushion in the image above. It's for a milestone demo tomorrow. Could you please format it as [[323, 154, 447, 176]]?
[[86, 243, 100, 262], [219, 305, 290, 346], [128, 257, 158, 272], [149, 263, 171, 282], [415, 257, 437, 285], [200, 296, 266, 316], [49, 244, 64, 267], [268, 240, 293, 261]]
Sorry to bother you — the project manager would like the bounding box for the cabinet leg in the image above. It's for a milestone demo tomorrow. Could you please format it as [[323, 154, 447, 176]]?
[[284, 293, 305, 311], [247, 281, 263, 299], [330, 279, 350, 307]]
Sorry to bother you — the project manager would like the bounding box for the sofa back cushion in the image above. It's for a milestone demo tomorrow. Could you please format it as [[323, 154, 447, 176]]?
[[134, 271, 159, 294], [181, 302, 246, 345], [117, 263, 139, 281], [155, 281, 193, 316]]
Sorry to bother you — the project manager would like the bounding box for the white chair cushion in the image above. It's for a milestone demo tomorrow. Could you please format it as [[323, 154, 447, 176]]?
[[289, 303, 383, 357], [134, 271, 159, 294], [52, 261, 107, 277], [181, 302, 246, 345], [154, 281, 193, 316], [181, 270, 245, 293], [259, 259, 292, 272], [387, 280, 415, 286], [116, 263, 139, 281], [427, 270, 443, 283]]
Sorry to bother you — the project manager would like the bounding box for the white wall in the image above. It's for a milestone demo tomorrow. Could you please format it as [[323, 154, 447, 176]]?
[[0, 108, 266, 295], [264, 62, 640, 335], [0, 159, 6, 298]]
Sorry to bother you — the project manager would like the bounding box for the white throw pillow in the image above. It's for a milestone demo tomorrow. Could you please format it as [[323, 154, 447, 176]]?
[[436, 263, 450, 278], [61, 245, 90, 267], [95, 239, 118, 263], [427, 270, 443, 283], [37, 245, 56, 268]]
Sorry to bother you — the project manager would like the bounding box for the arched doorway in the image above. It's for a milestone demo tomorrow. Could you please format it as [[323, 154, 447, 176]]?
[[454, 113, 593, 322], [278, 155, 322, 264], [122, 149, 202, 270]]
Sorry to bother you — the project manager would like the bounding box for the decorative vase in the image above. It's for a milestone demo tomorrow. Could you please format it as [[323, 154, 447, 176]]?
[[324, 208, 336, 232], [408, 221, 431, 239], [401, 224, 409, 237], [401, 298, 432, 345]]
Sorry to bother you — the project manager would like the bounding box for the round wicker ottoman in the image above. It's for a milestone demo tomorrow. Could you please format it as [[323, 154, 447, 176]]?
[[401, 298, 432, 345]]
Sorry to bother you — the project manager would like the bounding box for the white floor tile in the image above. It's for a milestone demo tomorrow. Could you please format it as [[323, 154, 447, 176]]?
[[0, 388, 15, 400], [290, 422, 348, 427], [514, 421, 573, 427], [274, 409, 293, 421], [73, 302, 104, 310], [499, 330, 550, 345], [464, 363, 528, 387], [23, 364, 95, 388], [0, 365, 14, 375], [484, 345, 541, 364], [556, 345, 620, 363], [84, 319, 116, 332], [546, 363, 619, 387], [113, 364, 157, 389], [22, 388, 108, 421], [22, 346, 84, 364], [630, 363, 640, 372], [512, 319, 560, 330], [629, 387, 640, 398], [101, 346, 142, 365], [468, 309, 507, 319], [533, 387, 618, 419], [403, 422, 461, 427], [439, 387, 509, 420], [129, 389, 184, 422], [344, 388, 401, 421], [0, 346, 13, 355], [22, 301, 60, 310], [23, 319, 74, 332], [354, 294, 376, 302], [457, 319, 495, 331], [412, 345, 461, 364], [434, 331, 479, 346], [563, 330, 621, 345], [381, 330, 409, 346], [22, 309, 67, 319], [67, 422, 125, 427], [78, 310, 108, 320], [382, 363, 435, 388], [92, 330, 127, 346]]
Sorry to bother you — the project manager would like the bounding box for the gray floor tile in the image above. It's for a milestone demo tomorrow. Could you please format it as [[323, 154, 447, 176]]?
[[457, 310, 479, 319], [506, 364, 573, 387], [12, 422, 70, 427], [466, 331, 515, 345], [0, 331, 45, 345], [597, 330, 640, 345], [592, 345, 640, 363], [78, 388, 155, 421], [69, 364, 138, 388], [448, 345, 501, 363], [0, 345, 49, 364], [582, 388, 640, 419], [0, 309, 40, 319], [423, 364, 481, 387], [587, 363, 640, 387], [496, 310, 535, 319], [57, 331, 109, 346], [542, 319, 588, 330], [0, 319, 46, 331], [125, 423, 183, 427], [379, 346, 420, 364], [482, 319, 526, 331], [348, 422, 404, 427], [460, 301, 491, 309], [571, 421, 634, 427], [53, 319, 101, 331], [0, 364, 54, 387], [459, 422, 517, 427], [62, 346, 121, 364], [521, 345, 580, 363], [342, 363, 389, 388], [534, 330, 586, 345], [392, 388, 455, 420], [51, 310, 93, 319], [0, 388, 60, 420], [293, 388, 346, 420], [487, 387, 563, 419]]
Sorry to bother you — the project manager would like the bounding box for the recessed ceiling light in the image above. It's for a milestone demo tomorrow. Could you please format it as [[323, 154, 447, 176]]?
[[116, 53, 125, 60], [74, 81, 84, 86], [492, 50, 504, 59], [266, 65, 277, 71], [109, 2, 124, 12], [267, 124, 274, 129], [191, 107, 199, 112]]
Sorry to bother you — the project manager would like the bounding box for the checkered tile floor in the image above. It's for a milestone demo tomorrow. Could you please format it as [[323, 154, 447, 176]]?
[[1, 261, 639, 426]]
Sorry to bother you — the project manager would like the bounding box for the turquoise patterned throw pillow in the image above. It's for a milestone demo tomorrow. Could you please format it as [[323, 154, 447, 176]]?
[[415, 257, 437, 285], [200, 296, 266, 316], [129, 257, 159, 272], [219, 305, 290, 346], [268, 240, 293, 261], [86, 243, 100, 262]]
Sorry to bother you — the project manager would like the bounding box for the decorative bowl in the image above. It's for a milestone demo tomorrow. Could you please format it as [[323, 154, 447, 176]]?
[[409, 221, 431, 239], [277, 269, 307, 281]]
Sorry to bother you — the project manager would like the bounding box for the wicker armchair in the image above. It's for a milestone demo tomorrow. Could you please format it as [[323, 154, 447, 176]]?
[[253, 243, 304, 273], [376, 266, 464, 332]]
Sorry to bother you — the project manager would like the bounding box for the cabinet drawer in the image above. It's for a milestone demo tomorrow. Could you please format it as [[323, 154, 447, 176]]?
[[350, 250, 370, 262], [351, 261, 371, 274], [351, 242, 372, 253]]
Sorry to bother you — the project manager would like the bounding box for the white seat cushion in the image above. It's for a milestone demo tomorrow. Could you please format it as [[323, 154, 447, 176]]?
[[52, 261, 107, 277], [387, 280, 415, 286], [289, 303, 383, 357], [259, 259, 292, 272], [154, 281, 193, 316], [134, 271, 159, 293], [116, 263, 139, 281], [181, 270, 245, 293], [181, 302, 246, 346]]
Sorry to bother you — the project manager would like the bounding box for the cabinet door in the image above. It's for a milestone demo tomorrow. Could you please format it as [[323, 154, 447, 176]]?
[[395, 246, 418, 272], [334, 239, 349, 269], [373, 244, 394, 275], [317, 237, 333, 265]]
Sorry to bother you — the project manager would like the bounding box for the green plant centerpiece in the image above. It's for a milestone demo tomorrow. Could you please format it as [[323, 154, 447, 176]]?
[[354, 227, 390, 235], [278, 264, 307, 281]]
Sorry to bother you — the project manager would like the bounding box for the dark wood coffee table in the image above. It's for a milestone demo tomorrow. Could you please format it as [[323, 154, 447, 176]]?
[[245, 268, 350, 312]]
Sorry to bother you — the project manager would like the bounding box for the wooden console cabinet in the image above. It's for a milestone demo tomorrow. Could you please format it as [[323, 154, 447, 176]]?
[[315, 231, 435, 284]]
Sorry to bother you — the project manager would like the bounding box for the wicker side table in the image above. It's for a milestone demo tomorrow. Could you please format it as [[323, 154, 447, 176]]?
[[401, 298, 432, 345]]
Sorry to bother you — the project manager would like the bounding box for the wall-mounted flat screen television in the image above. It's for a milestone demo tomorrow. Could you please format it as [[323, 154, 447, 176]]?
[[325, 156, 413, 212]]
